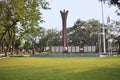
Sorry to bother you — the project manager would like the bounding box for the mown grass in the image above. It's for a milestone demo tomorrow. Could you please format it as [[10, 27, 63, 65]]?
[[0, 56, 120, 80]]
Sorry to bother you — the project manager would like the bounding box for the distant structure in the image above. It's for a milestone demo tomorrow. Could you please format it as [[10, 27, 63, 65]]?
[[60, 9, 68, 53]]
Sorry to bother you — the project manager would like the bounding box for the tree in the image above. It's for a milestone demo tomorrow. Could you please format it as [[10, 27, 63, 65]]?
[[44, 29, 58, 46], [108, 20, 120, 54], [28, 28, 59, 53], [67, 19, 100, 46], [0, 0, 49, 56], [100, 0, 120, 15], [23, 26, 43, 54]]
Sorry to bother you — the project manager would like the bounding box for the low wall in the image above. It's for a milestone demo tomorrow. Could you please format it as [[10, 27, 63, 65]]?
[[32, 53, 99, 57], [51, 46, 96, 53]]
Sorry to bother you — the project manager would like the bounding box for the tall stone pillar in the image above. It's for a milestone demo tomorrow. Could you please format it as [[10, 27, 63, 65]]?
[[60, 9, 68, 53]]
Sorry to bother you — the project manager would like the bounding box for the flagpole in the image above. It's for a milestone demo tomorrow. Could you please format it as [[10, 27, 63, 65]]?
[[101, 1, 106, 54]]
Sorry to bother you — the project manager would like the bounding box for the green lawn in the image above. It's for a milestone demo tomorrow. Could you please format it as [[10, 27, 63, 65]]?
[[0, 56, 120, 80]]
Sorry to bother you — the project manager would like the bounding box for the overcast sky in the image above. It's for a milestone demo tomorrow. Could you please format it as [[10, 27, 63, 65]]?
[[40, 0, 119, 30]]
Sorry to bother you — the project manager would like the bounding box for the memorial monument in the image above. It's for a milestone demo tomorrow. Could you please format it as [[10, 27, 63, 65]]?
[[60, 9, 68, 53]]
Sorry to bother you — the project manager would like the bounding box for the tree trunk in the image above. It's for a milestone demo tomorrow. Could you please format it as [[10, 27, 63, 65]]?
[[118, 42, 120, 54], [4, 30, 13, 56], [11, 28, 16, 55], [0, 20, 18, 49], [32, 42, 35, 55]]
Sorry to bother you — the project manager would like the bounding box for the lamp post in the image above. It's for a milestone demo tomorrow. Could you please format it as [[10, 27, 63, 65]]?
[[101, 1, 106, 53], [107, 16, 111, 55]]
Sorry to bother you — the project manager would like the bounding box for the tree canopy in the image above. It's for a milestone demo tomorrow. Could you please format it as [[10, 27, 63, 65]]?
[[67, 19, 100, 46], [100, 0, 120, 15]]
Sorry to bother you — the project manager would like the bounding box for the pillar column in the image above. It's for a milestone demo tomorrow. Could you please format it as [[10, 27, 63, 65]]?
[[60, 9, 68, 53]]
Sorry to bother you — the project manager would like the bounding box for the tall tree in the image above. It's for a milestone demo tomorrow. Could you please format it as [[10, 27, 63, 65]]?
[[0, 0, 49, 56]]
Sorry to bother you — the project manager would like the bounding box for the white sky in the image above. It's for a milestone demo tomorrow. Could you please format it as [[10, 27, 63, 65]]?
[[40, 0, 120, 30]]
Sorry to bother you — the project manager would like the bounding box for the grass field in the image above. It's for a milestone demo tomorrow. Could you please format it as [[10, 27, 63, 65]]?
[[0, 56, 120, 80]]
